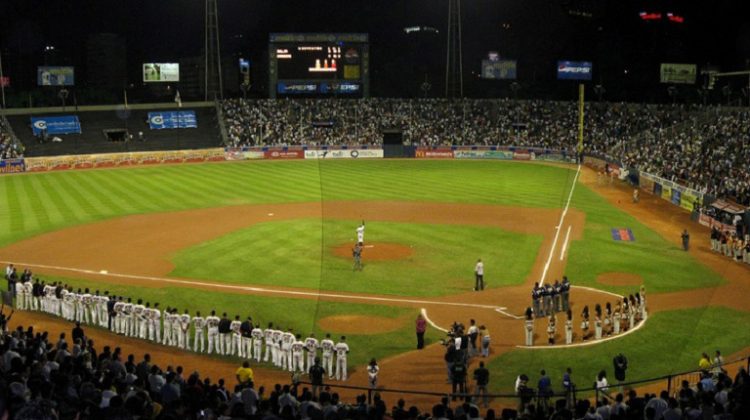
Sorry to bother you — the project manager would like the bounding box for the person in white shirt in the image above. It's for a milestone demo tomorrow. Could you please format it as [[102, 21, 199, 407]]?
[[271, 329, 283, 367], [132, 300, 145, 338], [304, 334, 319, 372], [122, 299, 133, 336], [113, 298, 124, 333], [149, 303, 161, 342], [251, 324, 264, 362], [140, 304, 151, 339], [230, 316, 242, 356], [81, 289, 92, 324], [320, 334, 335, 378], [162, 306, 173, 345], [474, 258, 484, 291], [291, 334, 306, 373], [15, 279, 27, 310], [205, 311, 221, 354], [281, 330, 295, 371], [193, 311, 206, 352], [263, 323, 274, 362], [356, 221, 365, 244], [180, 310, 192, 350], [367, 358, 379, 389], [595, 370, 609, 393], [334, 336, 350, 381]]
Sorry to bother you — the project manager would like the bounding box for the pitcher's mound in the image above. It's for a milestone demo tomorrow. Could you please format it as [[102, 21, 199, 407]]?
[[317, 315, 405, 334], [332, 242, 413, 261], [596, 272, 643, 287]]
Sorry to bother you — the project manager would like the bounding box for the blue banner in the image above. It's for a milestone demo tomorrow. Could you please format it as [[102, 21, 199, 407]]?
[[147, 111, 198, 130], [0, 159, 25, 174], [30, 116, 82, 136], [557, 61, 592, 80]]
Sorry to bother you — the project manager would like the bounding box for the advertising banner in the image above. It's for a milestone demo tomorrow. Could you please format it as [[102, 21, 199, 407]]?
[[304, 149, 383, 159], [30, 116, 82, 135], [640, 176, 655, 194], [661, 185, 672, 201], [680, 191, 700, 211], [512, 151, 534, 160], [557, 61, 592, 80], [37, 66, 75, 86], [277, 82, 318, 94], [225, 149, 265, 161], [671, 189, 682, 206], [454, 150, 513, 160], [147, 111, 197, 130], [660, 63, 696, 84], [143, 63, 180, 82], [415, 148, 454, 159], [264, 150, 304, 160], [24, 149, 225, 172], [0, 159, 25, 174], [481, 59, 517, 80], [654, 183, 663, 197]]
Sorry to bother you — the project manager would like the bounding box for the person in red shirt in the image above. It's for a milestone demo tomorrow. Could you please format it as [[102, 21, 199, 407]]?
[[416, 314, 427, 349]]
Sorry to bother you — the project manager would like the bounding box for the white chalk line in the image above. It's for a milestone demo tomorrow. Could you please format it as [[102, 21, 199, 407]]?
[[571, 285, 625, 300], [559, 225, 572, 261], [0, 260, 509, 312], [421, 308, 449, 333], [514, 313, 648, 349], [495, 307, 524, 320], [540, 165, 581, 283]]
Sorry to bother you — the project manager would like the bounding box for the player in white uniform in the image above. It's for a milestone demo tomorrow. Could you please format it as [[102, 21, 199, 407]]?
[[122, 299, 133, 336], [162, 306, 173, 345], [356, 221, 365, 244], [271, 329, 283, 367], [193, 311, 206, 353], [113, 298, 124, 333], [251, 324, 264, 362], [230, 316, 242, 356], [132, 300, 145, 338], [304, 334, 319, 372], [291, 334, 306, 373], [150, 303, 161, 342], [263, 323, 275, 362], [281, 330, 295, 371], [140, 303, 151, 339], [58, 289, 69, 320], [81, 289, 92, 324], [90, 291, 100, 326], [74, 290, 84, 322], [320, 334, 335, 378], [15, 280, 26, 310], [170, 309, 181, 348], [180, 310, 192, 350], [334, 336, 350, 381], [20, 281, 31, 311], [205, 310, 221, 354]]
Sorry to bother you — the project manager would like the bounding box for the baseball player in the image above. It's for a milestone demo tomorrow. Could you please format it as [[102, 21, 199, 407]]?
[[89, 291, 100, 326], [628, 295, 636, 329], [15, 279, 26, 310], [524, 308, 534, 346], [356, 221, 365, 244], [230, 315, 243, 356], [241, 316, 253, 359], [604, 302, 612, 337], [531, 283, 540, 317], [304, 333, 319, 372], [594, 304, 602, 340], [122, 298, 133, 336], [334, 336, 350, 381], [193, 311, 206, 352], [74, 289, 84, 323], [140, 303, 151, 339], [251, 323, 264, 362], [613, 301, 622, 335], [553, 280, 562, 312], [547, 314, 556, 345], [180, 310, 192, 350], [281, 329, 295, 371], [320, 333, 335, 377], [291, 334, 306, 373], [81, 289, 92, 324], [172, 309, 183, 348], [205, 310, 221, 354], [561, 276, 571, 312], [580, 305, 590, 341], [565, 309, 573, 344], [113, 297, 124, 333], [352, 243, 363, 271], [100, 292, 111, 327], [150, 303, 161, 342], [132, 300, 145, 338], [543, 283, 553, 316], [271, 328, 283, 367], [621, 298, 630, 331], [474, 258, 484, 291], [162, 306, 173, 345], [219, 313, 231, 355], [58, 288, 69, 320], [263, 322, 275, 363]]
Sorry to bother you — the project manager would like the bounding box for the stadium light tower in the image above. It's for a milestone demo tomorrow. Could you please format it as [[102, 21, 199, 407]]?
[[445, 0, 464, 98], [205, 0, 224, 101]]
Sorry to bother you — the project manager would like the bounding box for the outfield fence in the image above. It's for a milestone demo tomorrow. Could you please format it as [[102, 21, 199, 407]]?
[[297, 354, 749, 409]]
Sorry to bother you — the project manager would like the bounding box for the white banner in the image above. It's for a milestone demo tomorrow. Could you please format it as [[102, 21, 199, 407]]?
[[304, 149, 383, 159]]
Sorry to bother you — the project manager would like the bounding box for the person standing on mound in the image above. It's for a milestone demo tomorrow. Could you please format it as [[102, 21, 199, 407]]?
[[474, 259, 484, 291], [356, 221, 365, 245]]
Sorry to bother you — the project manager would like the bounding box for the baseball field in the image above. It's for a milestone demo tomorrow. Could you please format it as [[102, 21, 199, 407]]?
[[1, 159, 748, 402]]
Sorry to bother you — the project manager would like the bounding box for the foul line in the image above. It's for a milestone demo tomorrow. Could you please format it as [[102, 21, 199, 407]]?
[[1, 260, 507, 311], [495, 308, 524, 320], [540, 165, 581, 283], [571, 284, 625, 299], [559, 225, 572, 261], [421, 308, 449, 333], [515, 313, 648, 349]]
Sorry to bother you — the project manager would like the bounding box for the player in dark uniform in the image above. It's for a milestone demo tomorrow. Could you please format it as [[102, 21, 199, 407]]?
[[531, 283, 541, 318], [352, 243, 363, 271]]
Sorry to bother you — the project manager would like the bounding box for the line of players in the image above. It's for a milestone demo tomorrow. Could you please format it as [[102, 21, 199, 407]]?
[[710, 227, 750, 264], [530, 277, 571, 318], [11, 277, 352, 380], [524, 286, 647, 346]]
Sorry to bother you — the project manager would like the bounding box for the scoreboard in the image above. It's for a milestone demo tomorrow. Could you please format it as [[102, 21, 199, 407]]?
[[269, 33, 369, 98]]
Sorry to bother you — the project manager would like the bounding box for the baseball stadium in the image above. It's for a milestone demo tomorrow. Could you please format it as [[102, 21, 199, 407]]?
[[1, 1, 749, 419]]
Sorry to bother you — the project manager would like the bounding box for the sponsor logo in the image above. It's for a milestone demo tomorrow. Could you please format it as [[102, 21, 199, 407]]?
[[33, 120, 47, 130], [150, 115, 164, 125]]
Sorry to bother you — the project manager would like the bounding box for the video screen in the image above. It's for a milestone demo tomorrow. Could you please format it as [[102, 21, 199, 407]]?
[[275, 44, 362, 80]]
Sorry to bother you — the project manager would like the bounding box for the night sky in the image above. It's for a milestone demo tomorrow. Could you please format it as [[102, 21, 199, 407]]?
[[1, 0, 749, 101]]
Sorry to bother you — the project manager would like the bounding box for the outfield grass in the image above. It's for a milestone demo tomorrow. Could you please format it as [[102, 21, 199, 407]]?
[[34, 275, 443, 367], [170, 219, 542, 296], [566, 185, 725, 294], [486, 306, 750, 393]]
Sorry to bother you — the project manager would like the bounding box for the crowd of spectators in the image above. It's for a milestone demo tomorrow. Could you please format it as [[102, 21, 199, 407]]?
[[0, 116, 23, 160]]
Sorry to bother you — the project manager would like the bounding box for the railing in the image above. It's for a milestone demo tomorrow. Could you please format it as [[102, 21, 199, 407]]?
[[297, 355, 749, 409]]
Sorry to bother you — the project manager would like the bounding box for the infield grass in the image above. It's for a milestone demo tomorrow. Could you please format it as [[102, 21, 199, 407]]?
[[486, 306, 750, 394], [170, 219, 542, 296]]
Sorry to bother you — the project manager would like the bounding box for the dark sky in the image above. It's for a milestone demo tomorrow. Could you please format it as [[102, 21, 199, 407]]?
[[2, 0, 749, 99]]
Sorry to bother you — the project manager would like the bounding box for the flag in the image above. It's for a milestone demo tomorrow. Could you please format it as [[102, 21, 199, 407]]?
[[174, 89, 182, 108]]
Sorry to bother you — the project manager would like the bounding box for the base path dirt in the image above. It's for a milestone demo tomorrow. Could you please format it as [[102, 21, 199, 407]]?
[[596, 272, 644, 287], [331, 242, 413, 261]]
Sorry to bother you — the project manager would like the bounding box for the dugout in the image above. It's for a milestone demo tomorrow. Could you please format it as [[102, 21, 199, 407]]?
[[382, 129, 415, 158]]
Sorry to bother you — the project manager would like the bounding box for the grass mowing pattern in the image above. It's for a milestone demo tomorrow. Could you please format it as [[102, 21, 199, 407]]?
[[565, 185, 725, 294], [0, 160, 576, 247], [486, 306, 750, 393], [170, 219, 542, 296], [36, 275, 443, 368]]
